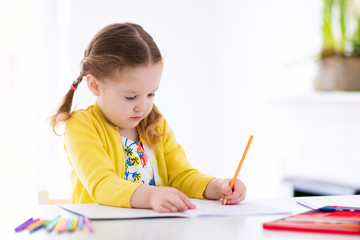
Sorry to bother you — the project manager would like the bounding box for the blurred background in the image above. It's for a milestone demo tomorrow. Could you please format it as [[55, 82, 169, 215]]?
[[1, 0, 359, 204]]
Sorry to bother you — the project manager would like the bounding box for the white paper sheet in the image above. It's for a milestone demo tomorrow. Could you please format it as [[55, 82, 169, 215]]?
[[58, 199, 290, 220], [296, 195, 360, 209]]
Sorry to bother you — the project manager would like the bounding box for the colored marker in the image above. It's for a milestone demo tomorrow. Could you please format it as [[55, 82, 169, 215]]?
[[30, 224, 45, 234], [70, 216, 79, 231], [28, 219, 46, 233], [53, 217, 64, 232], [320, 206, 360, 212], [66, 216, 74, 231], [44, 215, 60, 228], [78, 216, 84, 229], [15, 218, 33, 232], [57, 218, 69, 233], [26, 218, 40, 230], [84, 217, 93, 233], [45, 215, 61, 231]]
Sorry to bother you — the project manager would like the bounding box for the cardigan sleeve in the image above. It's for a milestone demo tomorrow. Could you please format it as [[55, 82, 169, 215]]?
[[161, 119, 215, 199], [64, 111, 141, 208]]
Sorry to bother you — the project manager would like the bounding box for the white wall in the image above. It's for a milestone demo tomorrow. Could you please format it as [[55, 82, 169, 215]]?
[[0, 0, 61, 203], [1, 0, 333, 203], [64, 0, 322, 199]]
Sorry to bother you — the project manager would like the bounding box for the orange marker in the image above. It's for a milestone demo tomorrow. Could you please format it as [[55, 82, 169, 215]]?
[[222, 135, 253, 205], [27, 219, 45, 232], [53, 217, 64, 232]]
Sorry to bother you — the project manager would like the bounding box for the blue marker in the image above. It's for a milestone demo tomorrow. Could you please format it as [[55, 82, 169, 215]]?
[[78, 216, 84, 229], [30, 223, 45, 234], [320, 206, 360, 212]]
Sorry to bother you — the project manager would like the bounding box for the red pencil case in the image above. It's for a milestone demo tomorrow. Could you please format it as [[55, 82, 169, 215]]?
[[263, 206, 360, 235]]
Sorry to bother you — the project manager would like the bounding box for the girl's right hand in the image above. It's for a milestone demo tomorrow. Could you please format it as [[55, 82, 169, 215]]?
[[130, 185, 196, 213], [150, 187, 196, 213]]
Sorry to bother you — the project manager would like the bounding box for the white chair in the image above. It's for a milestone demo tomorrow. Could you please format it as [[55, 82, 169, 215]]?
[[38, 190, 69, 204]]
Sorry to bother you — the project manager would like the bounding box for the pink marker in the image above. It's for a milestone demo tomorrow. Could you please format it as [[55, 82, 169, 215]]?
[[57, 218, 69, 233], [84, 217, 93, 233]]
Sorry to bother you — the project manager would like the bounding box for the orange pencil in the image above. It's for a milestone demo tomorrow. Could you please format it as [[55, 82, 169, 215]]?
[[222, 135, 253, 205]]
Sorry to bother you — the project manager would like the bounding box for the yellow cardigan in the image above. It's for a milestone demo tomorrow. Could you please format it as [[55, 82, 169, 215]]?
[[64, 103, 214, 208]]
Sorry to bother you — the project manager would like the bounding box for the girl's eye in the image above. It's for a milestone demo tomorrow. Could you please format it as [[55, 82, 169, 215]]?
[[148, 93, 155, 97], [125, 96, 136, 100]]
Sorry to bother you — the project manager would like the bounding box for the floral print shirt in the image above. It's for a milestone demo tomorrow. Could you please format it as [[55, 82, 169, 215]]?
[[120, 137, 161, 186]]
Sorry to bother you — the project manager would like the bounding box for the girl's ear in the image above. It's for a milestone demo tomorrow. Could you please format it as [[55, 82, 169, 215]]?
[[86, 74, 101, 96]]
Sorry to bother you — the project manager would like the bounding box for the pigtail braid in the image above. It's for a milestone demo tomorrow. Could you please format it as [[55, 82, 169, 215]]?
[[50, 74, 84, 135]]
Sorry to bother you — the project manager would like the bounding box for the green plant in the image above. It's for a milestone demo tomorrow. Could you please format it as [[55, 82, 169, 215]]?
[[321, 0, 360, 57]]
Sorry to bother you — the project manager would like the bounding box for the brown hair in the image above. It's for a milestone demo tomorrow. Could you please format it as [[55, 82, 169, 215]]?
[[50, 22, 164, 148]]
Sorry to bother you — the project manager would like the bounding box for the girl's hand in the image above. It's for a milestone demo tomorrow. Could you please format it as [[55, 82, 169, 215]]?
[[224, 178, 246, 205], [203, 178, 246, 205], [150, 187, 196, 213], [130, 185, 195, 213]]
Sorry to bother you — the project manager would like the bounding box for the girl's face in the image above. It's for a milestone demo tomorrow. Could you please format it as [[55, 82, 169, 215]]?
[[88, 63, 163, 130]]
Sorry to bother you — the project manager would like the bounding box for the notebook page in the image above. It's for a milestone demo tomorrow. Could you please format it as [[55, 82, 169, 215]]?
[[187, 199, 290, 217], [58, 199, 290, 220]]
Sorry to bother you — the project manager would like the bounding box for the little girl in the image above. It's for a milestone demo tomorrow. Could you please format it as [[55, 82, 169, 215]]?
[[50, 23, 246, 213]]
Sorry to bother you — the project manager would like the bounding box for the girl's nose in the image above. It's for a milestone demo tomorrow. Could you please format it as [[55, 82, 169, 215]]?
[[134, 98, 147, 112]]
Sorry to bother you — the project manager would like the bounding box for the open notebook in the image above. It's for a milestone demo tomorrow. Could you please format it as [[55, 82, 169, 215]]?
[[58, 199, 290, 220]]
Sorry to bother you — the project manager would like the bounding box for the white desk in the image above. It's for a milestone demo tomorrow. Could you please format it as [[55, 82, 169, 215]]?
[[5, 195, 360, 239]]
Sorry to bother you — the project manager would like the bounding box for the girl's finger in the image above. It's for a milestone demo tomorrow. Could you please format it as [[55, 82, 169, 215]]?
[[181, 195, 196, 209], [171, 196, 188, 212], [174, 190, 195, 210], [156, 205, 171, 213], [162, 201, 178, 212], [231, 186, 247, 204], [222, 181, 232, 196], [229, 180, 245, 200]]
